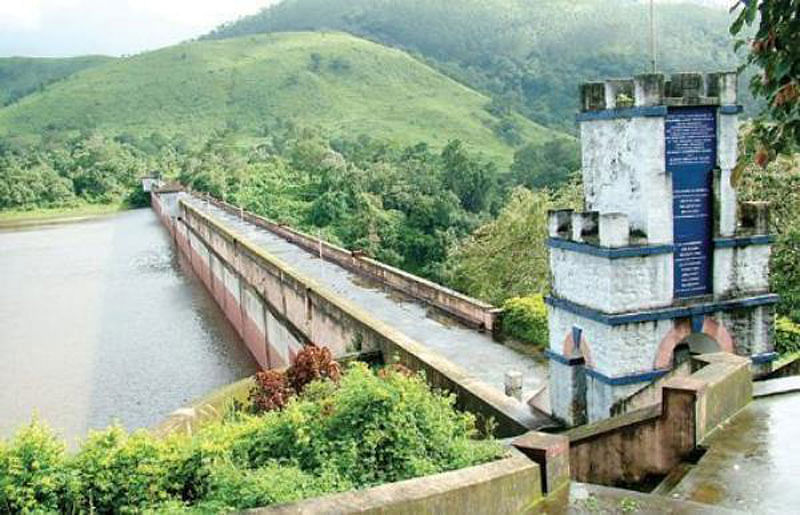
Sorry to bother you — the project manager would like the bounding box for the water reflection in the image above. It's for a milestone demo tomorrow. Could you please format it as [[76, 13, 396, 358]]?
[[0, 209, 257, 444], [670, 393, 800, 512]]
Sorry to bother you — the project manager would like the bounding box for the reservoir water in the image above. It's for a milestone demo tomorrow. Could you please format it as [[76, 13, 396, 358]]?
[[0, 209, 257, 443]]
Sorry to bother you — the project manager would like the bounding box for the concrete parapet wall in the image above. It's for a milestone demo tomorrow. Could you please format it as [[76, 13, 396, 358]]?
[[204, 196, 500, 333], [566, 384, 696, 486], [689, 353, 752, 443], [251, 453, 543, 515]]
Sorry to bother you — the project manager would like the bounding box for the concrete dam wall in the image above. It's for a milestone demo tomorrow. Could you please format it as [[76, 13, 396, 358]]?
[[151, 190, 549, 437]]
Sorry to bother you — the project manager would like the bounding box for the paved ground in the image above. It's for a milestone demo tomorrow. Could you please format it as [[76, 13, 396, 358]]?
[[536, 482, 740, 514], [667, 393, 800, 514], [187, 198, 549, 405]]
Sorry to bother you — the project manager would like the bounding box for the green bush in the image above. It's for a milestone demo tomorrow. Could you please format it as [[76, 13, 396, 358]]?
[[0, 363, 503, 513], [237, 363, 502, 488], [776, 317, 800, 355], [68, 425, 178, 513], [0, 419, 70, 513], [194, 462, 334, 511], [501, 294, 549, 347]]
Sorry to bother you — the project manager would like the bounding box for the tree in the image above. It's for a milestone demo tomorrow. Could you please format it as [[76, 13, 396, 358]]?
[[731, 0, 799, 167], [509, 139, 580, 190], [445, 183, 582, 305]]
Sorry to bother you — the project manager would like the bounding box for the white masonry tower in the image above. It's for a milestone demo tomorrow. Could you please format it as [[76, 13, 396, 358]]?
[[546, 72, 777, 426]]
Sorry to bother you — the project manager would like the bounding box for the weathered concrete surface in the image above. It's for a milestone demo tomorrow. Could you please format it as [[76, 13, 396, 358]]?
[[669, 394, 800, 513], [561, 482, 741, 514], [512, 431, 571, 494], [250, 452, 544, 515], [566, 383, 696, 487], [690, 353, 752, 443], [183, 197, 548, 404], [753, 376, 800, 398]]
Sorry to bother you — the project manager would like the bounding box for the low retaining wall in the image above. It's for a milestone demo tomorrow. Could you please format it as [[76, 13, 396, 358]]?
[[252, 453, 544, 515], [566, 382, 696, 487], [152, 191, 536, 437], [565, 352, 752, 486]]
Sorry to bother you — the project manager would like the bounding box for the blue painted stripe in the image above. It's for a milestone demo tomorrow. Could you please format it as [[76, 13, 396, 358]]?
[[714, 235, 774, 249], [585, 367, 670, 386], [548, 238, 674, 259], [546, 294, 779, 326], [546, 350, 669, 385], [544, 349, 585, 366], [576, 105, 668, 122], [719, 105, 744, 115], [751, 352, 779, 364]]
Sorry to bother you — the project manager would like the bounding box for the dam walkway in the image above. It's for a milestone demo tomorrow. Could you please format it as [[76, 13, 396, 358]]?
[[177, 194, 552, 430]]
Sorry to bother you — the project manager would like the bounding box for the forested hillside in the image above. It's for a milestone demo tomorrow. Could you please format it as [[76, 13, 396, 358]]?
[[0, 32, 577, 281], [0, 32, 559, 166], [0, 56, 113, 106], [205, 0, 751, 131]]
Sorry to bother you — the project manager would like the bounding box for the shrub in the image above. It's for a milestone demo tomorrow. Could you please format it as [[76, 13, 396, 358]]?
[[69, 425, 178, 512], [287, 345, 341, 393], [1, 360, 502, 512], [249, 370, 293, 413], [0, 419, 70, 513], [501, 294, 549, 347], [249, 345, 341, 414], [238, 363, 503, 488], [776, 317, 800, 355], [195, 462, 333, 511]]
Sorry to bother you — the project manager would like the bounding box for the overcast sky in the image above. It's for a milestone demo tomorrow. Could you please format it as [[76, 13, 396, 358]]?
[[0, 0, 277, 57]]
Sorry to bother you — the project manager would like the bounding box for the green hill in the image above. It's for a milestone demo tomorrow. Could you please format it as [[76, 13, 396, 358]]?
[[205, 0, 751, 131], [0, 56, 114, 106], [0, 32, 563, 165]]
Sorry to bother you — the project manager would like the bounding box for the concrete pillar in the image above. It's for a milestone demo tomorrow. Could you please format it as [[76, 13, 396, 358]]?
[[634, 73, 665, 107], [718, 72, 738, 105], [548, 209, 574, 239], [599, 213, 630, 248], [718, 168, 737, 237], [718, 114, 738, 171], [549, 360, 587, 427], [505, 371, 523, 401], [511, 432, 571, 494], [571, 211, 598, 242]]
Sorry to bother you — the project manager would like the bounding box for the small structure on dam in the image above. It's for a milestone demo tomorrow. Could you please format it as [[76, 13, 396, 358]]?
[[546, 72, 778, 425]]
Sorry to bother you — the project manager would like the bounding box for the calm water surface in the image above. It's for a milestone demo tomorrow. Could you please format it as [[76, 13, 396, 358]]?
[[0, 209, 257, 443]]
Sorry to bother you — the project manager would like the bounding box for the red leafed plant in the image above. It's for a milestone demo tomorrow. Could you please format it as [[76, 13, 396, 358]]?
[[249, 345, 341, 414], [249, 370, 293, 413], [287, 345, 341, 393]]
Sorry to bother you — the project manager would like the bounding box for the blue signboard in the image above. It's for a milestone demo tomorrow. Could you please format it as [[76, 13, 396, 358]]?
[[666, 106, 716, 298]]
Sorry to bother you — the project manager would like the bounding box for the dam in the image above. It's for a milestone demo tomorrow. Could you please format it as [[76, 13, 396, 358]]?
[[152, 189, 554, 435]]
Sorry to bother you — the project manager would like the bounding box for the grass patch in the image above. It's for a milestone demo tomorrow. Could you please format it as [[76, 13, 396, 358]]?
[[0, 201, 128, 228]]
